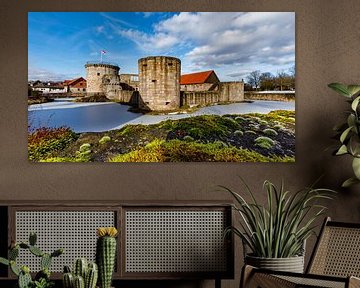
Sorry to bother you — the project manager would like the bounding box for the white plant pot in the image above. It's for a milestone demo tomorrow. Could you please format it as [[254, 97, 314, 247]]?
[[245, 254, 305, 273]]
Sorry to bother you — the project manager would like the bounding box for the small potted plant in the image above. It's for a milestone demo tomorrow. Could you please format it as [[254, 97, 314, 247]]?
[[222, 179, 334, 273], [328, 83, 360, 187]]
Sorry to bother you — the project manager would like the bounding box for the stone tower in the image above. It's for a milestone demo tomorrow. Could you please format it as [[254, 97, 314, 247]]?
[[85, 62, 120, 94], [138, 56, 181, 111]]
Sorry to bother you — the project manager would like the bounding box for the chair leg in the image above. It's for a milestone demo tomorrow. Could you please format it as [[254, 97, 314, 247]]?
[[349, 276, 360, 288], [240, 265, 296, 288], [240, 265, 255, 288]]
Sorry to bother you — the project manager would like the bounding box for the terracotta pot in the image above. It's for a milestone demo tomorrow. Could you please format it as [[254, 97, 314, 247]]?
[[245, 254, 304, 273]]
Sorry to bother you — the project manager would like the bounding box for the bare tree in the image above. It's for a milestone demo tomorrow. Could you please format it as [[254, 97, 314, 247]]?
[[260, 72, 274, 91], [276, 71, 289, 91], [246, 70, 261, 91]]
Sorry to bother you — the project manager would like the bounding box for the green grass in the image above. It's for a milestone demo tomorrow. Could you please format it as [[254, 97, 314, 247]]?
[[109, 139, 294, 162], [159, 115, 240, 139], [28, 110, 295, 162]]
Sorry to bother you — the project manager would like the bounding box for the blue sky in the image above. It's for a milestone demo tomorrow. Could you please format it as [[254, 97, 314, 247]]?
[[28, 12, 295, 81]]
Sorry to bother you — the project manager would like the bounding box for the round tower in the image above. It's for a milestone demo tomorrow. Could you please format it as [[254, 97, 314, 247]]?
[[138, 56, 181, 111], [85, 62, 120, 94]]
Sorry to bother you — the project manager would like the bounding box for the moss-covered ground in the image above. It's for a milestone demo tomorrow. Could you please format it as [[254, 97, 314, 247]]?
[[28, 110, 295, 162]]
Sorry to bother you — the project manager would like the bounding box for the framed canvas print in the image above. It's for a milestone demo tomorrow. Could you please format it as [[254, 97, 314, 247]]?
[[28, 12, 295, 163]]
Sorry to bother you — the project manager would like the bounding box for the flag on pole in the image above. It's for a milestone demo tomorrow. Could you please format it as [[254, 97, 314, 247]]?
[[100, 50, 107, 62]]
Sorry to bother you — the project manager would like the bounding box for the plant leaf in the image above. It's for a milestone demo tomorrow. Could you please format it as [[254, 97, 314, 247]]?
[[342, 177, 360, 188], [352, 157, 360, 179], [351, 96, 360, 111], [0, 257, 9, 266], [348, 135, 360, 157], [340, 127, 353, 143], [347, 85, 360, 97], [336, 145, 348, 155], [347, 114, 356, 128], [328, 83, 351, 97]]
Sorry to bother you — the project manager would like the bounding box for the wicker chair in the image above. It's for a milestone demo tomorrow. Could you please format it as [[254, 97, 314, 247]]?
[[241, 217, 360, 288]]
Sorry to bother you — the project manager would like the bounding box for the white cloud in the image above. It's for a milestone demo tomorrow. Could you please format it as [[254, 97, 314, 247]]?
[[116, 28, 179, 52], [109, 12, 295, 78], [95, 25, 105, 33], [100, 13, 137, 28], [28, 67, 78, 81], [142, 12, 155, 18]]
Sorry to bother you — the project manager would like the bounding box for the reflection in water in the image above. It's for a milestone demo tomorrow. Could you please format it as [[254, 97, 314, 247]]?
[[28, 100, 295, 133]]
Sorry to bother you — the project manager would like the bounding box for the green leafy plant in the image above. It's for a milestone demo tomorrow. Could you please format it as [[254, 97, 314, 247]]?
[[328, 83, 360, 187], [221, 179, 334, 258], [0, 232, 63, 288]]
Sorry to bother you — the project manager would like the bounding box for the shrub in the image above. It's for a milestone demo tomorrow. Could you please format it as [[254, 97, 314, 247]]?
[[263, 128, 278, 137], [160, 115, 239, 139], [76, 143, 92, 161], [79, 143, 91, 152], [234, 130, 244, 137], [183, 135, 194, 142], [99, 135, 111, 144], [255, 136, 275, 149], [245, 130, 257, 135], [259, 120, 268, 125], [248, 123, 260, 130], [213, 140, 228, 148], [28, 127, 77, 161], [273, 124, 285, 130], [235, 116, 247, 123]]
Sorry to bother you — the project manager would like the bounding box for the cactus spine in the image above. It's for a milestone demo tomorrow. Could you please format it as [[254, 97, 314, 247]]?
[[96, 227, 118, 288]]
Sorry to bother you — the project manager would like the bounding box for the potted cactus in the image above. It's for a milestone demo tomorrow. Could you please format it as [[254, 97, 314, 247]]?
[[63, 258, 98, 288], [0, 232, 63, 288], [96, 227, 118, 288]]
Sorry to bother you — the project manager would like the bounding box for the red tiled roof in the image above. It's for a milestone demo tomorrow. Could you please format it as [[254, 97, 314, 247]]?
[[64, 77, 86, 86], [180, 70, 215, 85]]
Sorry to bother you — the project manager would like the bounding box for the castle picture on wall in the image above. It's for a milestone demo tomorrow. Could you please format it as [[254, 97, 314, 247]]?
[[28, 12, 295, 163]]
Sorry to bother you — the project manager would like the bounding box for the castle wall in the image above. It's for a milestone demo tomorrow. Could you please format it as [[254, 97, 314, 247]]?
[[180, 83, 216, 92], [245, 91, 295, 101], [181, 82, 244, 107], [219, 82, 244, 102], [120, 74, 139, 91], [138, 56, 181, 111], [85, 63, 120, 94], [181, 91, 219, 107], [115, 90, 139, 105], [102, 74, 122, 99]]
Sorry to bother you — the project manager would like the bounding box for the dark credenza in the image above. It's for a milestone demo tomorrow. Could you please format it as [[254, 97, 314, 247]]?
[[0, 201, 234, 288]]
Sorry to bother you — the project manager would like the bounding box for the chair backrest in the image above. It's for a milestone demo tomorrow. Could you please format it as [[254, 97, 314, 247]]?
[[307, 217, 360, 277]]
